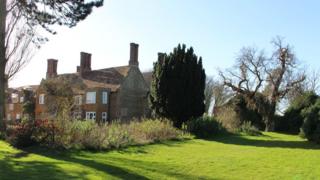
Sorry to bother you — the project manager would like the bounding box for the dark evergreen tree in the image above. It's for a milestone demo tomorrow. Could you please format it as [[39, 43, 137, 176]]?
[[149, 44, 206, 128]]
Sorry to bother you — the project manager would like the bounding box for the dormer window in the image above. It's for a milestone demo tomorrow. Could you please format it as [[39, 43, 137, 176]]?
[[86, 92, 96, 104]]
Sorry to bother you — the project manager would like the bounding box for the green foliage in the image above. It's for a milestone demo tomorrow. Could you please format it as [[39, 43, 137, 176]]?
[[22, 90, 36, 119], [17, 1, 104, 35], [238, 121, 262, 136], [277, 91, 319, 134], [186, 116, 226, 138], [149, 44, 206, 128], [300, 99, 320, 143]]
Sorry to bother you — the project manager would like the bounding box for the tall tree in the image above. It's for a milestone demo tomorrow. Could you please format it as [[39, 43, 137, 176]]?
[[220, 37, 305, 131], [0, 0, 104, 132], [149, 44, 206, 128]]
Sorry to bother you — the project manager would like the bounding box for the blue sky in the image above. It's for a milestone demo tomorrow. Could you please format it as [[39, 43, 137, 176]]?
[[10, 0, 320, 87]]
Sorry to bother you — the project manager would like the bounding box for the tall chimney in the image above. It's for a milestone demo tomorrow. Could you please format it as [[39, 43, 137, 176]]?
[[46, 59, 58, 79], [129, 43, 139, 66], [80, 52, 92, 75]]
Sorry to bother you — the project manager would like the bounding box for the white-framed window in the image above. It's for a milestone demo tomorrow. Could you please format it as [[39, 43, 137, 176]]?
[[39, 94, 45, 104], [11, 93, 19, 103], [16, 114, 21, 120], [86, 92, 96, 104], [86, 112, 96, 120], [73, 111, 82, 119], [9, 104, 14, 111], [102, 112, 107, 122], [75, 95, 82, 105], [20, 96, 24, 103], [102, 91, 108, 104], [7, 114, 11, 121]]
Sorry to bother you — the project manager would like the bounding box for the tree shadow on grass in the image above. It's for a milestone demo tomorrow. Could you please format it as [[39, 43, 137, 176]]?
[[26, 147, 150, 180], [0, 156, 77, 180], [25, 141, 201, 180], [208, 134, 320, 150]]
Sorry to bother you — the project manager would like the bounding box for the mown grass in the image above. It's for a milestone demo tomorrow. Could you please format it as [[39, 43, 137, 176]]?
[[1, 132, 320, 179]]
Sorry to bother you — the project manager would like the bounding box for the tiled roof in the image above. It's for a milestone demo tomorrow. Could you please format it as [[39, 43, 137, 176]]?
[[54, 66, 132, 92]]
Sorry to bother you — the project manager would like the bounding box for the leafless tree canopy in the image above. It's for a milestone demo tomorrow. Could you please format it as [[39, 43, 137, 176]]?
[[5, 0, 43, 80], [219, 37, 306, 131]]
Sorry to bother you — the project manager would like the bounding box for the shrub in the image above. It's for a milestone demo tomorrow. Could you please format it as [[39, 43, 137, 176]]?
[[277, 92, 319, 133], [12, 118, 184, 150], [238, 121, 262, 136], [128, 119, 181, 144], [300, 99, 320, 143], [215, 95, 265, 132], [186, 116, 226, 138], [215, 106, 240, 132], [6, 120, 36, 148]]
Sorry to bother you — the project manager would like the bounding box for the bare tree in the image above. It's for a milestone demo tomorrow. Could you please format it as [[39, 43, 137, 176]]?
[[5, 1, 41, 80], [212, 79, 233, 107], [220, 37, 305, 131], [0, 0, 103, 132]]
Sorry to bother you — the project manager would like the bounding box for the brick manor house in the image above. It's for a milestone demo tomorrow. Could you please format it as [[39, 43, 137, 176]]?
[[6, 43, 151, 123]]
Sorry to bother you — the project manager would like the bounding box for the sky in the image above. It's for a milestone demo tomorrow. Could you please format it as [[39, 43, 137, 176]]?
[[9, 0, 320, 87]]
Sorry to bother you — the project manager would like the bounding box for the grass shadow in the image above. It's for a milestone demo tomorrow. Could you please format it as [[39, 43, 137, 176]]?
[[25, 147, 150, 179], [0, 155, 77, 180], [209, 134, 320, 150]]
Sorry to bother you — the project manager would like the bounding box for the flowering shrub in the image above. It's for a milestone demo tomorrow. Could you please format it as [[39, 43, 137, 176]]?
[[6, 120, 35, 148], [32, 119, 58, 146]]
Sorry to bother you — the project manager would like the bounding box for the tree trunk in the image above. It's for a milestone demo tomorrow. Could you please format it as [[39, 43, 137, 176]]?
[[0, 0, 7, 132], [264, 103, 276, 132]]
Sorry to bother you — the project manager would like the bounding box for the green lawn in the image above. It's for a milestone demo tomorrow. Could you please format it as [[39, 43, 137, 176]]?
[[1, 132, 320, 179]]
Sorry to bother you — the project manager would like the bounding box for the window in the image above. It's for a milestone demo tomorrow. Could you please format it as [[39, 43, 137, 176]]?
[[75, 95, 82, 105], [9, 104, 14, 111], [86, 92, 96, 104], [102, 91, 108, 104], [86, 112, 96, 120], [11, 93, 19, 103], [7, 114, 11, 121], [20, 96, 24, 103], [102, 112, 107, 122], [39, 94, 45, 104], [73, 111, 82, 119], [16, 114, 21, 120]]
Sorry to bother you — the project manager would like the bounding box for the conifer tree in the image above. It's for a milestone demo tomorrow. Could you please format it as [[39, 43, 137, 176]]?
[[149, 44, 206, 128]]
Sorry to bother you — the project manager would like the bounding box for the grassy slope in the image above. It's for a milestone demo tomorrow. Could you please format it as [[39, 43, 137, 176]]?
[[1, 133, 320, 180]]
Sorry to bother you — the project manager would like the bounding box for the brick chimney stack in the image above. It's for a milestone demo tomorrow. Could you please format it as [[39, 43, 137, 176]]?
[[129, 43, 139, 67], [80, 52, 92, 75], [46, 59, 58, 79]]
